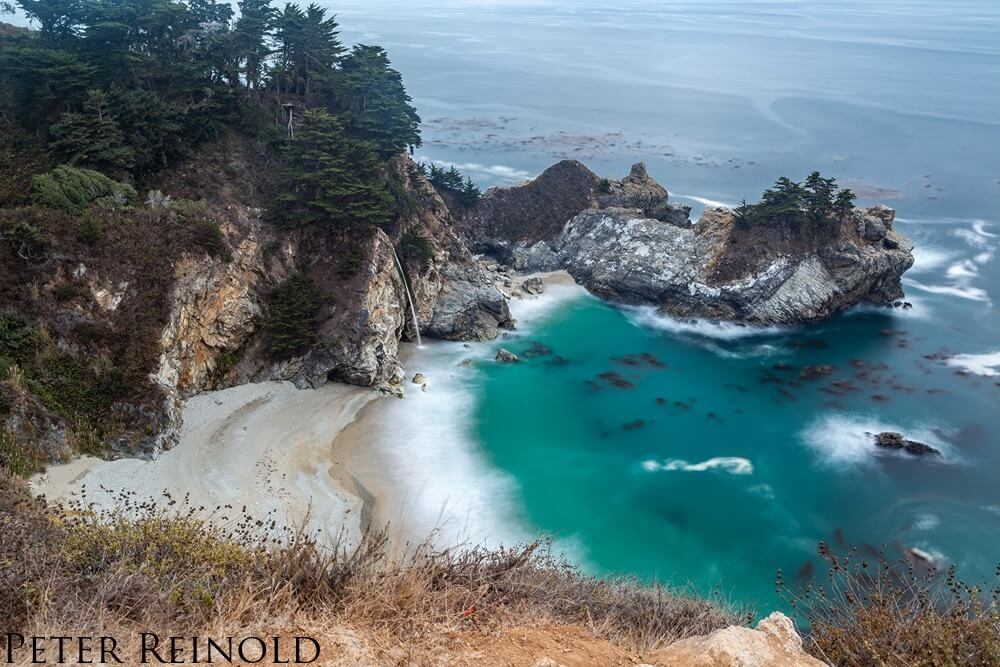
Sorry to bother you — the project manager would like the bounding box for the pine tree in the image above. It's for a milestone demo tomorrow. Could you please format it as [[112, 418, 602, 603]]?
[[49, 89, 134, 172], [805, 171, 836, 223], [270, 108, 391, 228], [834, 188, 857, 219], [265, 272, 318, 358], [235, 0, 275, 90], [331, 44, 421, 158]]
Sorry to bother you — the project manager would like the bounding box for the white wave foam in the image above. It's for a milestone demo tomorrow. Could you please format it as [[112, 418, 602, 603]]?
[[953, 228, 994, 250], [946, 351, 1000, 377], [642, 457, 754, 475], [904, 279, 989, 302], [973, 220, 997, 238], [506, 279, 591, 333], [846, 294, 933, 320], [373, 342, 529, 548], [625, 306, 786, 341], [801, 414, 952, 468], [362, 281, 593, 551], [909, 246, 954, 273], [913, 513, 940, 531]]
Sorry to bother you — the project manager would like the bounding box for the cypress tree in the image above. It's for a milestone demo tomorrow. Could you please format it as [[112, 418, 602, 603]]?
[[270, 108, 391, 228], [265, 272, 319, 358]]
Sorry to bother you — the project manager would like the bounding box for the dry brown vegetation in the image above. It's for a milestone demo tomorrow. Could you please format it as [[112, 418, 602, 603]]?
[[782, 543, 1000, 666], [0, 470, 740, 664]]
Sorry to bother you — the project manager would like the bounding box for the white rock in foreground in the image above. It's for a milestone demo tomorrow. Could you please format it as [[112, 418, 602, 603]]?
[[647, 612, 825, 667]]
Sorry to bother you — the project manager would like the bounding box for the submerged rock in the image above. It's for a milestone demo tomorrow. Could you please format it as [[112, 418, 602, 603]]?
[[874, 431, 941, 457]]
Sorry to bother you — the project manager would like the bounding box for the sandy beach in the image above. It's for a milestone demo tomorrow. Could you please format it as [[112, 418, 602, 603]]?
[[31, 271, 581, 552], [32, 381, 378, 549]]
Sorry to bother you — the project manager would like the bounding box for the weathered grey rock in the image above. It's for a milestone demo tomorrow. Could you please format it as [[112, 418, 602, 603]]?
[[863, 215, 887, 241], [495, 348, 519, 363], [649, 612, 825, 667], [522, 276, 545, 295], [423, 260, 514, 341], [412, 373, 426, 385], [386, 155, 515, 343], [874, 431, 941, 457], [460, 161, 686, 263], [536, 205, 913, 325]]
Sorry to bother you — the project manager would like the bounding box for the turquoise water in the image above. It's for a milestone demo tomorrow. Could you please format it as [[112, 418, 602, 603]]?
[[337, 0, 1000, 610], [475, 295, 999, 608]]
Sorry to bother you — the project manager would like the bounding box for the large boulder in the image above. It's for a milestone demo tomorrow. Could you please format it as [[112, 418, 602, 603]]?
[[648, 612, 825, 667]]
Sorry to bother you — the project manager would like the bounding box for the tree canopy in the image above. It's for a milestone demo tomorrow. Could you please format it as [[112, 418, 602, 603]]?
[[1, 0, 422, 206], [734, 172, 856, 227]]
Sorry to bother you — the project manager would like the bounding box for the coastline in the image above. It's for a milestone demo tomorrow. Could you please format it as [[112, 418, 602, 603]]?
[[31, 381, 378, 549], [31, 271, 584, 554]]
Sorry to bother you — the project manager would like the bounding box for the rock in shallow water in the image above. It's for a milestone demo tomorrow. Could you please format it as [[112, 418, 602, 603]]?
[[874, 431, 941, 457], [495, 348, 519, 363]]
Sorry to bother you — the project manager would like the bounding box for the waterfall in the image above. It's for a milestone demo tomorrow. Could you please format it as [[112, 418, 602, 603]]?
[[392, 247, 423, 347]]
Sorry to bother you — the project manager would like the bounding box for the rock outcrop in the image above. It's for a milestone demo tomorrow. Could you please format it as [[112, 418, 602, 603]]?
[[464, 163, 914, 325], [648, 612, 825, 667], [107, 152, 513, 454], [874, 431, 940, 457], [458, 160, 688, 266]]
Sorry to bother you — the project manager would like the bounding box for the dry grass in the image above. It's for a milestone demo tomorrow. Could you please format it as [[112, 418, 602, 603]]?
[[781, 542, 1000, 666], [0, 470, 739, 660]]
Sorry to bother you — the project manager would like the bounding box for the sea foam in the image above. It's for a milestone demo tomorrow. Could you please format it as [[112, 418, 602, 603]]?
[[625, 306, 786, 341], [802, 414, 953, 468], [642, 457, 754, 475], [946, 351, 1000, 377]]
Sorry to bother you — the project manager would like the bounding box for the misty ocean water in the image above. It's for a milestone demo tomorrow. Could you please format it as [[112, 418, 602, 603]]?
[[344, 0, 999, 608]]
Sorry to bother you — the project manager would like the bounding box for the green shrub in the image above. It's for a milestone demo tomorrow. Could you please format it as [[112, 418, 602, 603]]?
[[30, 165, 136, 214], [598, 178, 612, 194], [76, 211, 104, 244], [0, 382, 15, 416], [1, 219, 47, 259], [399, 229, 434, 267], [0, 312, 37, 363], [53, 284, 78, 301], [265, 273, 319, 359], [0, 428, 46, 477], [191, 219, 231, 262]]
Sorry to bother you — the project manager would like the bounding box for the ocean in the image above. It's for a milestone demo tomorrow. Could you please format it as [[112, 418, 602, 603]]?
[[335, 0, 1000, 609]]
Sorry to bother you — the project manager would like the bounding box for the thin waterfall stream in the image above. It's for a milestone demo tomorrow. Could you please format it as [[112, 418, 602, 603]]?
[[392, 247, 423, 347]]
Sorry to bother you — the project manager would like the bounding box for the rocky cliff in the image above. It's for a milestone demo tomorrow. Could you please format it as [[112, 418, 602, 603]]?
[[1, 139, 512, 462], [151, 152, 513, 444], [463, 161, 914, 324]]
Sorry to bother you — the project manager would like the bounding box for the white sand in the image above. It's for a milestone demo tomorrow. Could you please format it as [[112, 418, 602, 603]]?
[[32, 381, 377, 549], [31, 270, 585, 552]]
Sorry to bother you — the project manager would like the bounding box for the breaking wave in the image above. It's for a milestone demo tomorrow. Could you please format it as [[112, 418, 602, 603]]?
[[642, 457, 754, 475]]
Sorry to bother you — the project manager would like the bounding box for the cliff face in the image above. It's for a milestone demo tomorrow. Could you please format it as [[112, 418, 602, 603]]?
[[150, 153, 513, 445], [1, 140, 512, 462], [458, 160, 690, 264], [463, 161, 914, 325]]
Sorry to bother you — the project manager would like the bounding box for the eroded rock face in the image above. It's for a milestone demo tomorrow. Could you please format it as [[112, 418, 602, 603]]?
[[459, 160, 684, 266], [387, 155, 514, 342], [502, 203, 913, 325], [462, 160, 914, 325], [649, 612, 825, 667]]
